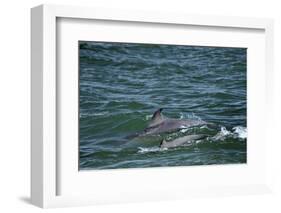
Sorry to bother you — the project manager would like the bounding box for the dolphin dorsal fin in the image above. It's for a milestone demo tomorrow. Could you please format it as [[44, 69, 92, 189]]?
[[149, 108, 164, 127], [152, 108, 163, 120], [159, 139, 166, 148]]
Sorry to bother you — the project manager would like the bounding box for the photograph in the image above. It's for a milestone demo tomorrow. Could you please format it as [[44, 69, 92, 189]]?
[[79, 41, 247, 170]]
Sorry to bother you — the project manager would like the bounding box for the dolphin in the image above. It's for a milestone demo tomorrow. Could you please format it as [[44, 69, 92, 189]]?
[[142, 108, 207, 136], [160, 134, 206, 148]]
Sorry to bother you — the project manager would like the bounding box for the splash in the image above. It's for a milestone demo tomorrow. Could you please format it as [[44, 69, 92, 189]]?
[[211, 126, 247, 141], [233, 126, 247, 139], [137, 146, 167, 153], [221, 126, 232, 136]]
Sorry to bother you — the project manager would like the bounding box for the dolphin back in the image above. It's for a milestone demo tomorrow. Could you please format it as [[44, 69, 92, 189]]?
[[160, 134, 206, 148]]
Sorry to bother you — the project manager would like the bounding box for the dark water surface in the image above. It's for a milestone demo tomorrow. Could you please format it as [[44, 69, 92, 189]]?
[[79, 41, 247, 170]]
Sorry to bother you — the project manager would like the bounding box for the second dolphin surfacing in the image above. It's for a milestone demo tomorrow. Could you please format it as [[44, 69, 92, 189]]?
[[160, 135, 206, 148]]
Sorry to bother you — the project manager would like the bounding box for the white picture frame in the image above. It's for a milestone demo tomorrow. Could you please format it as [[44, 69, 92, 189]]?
[[31, 4, 274, 208]]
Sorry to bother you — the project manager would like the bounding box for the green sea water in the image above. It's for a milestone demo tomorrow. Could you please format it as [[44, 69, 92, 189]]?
[[79, 41, 247, 170]]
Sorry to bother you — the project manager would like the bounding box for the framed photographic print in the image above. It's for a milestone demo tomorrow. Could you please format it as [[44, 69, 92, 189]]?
[[78, 41, 248, 170], [31, 4, 274, 208]]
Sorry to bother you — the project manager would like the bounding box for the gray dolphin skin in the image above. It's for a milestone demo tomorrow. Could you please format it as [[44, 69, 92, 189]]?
[[160, 135, 205, 148], [142, 108, 207, 135]]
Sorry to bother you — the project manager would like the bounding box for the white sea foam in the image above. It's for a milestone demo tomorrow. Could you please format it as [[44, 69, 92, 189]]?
[[179, 112, 184, 119], [212, 126, 247, 141], [233, 126, 247, 139], [221, 126, 231, 136], [137, 146, 167, 153], [211, 126, 230, 140], [180, 128, 189, 133], [200, 125, 212, 130], [145, 114, 153, 121]]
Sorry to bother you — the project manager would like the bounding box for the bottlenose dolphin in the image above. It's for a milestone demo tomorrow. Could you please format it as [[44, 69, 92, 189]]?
[[160, 134, 206, 148], [142, 108, 207, 136]]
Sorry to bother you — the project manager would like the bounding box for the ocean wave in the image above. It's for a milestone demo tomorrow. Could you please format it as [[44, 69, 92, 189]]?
[[80, 111, 109, 118], [179, 112, 202, 121]]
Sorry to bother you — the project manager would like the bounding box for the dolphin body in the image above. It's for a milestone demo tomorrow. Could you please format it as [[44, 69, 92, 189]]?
[[142, 108, 207, 136], [160, 134, 206, 148]]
